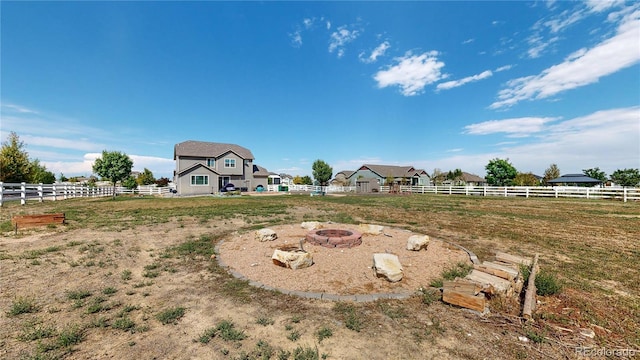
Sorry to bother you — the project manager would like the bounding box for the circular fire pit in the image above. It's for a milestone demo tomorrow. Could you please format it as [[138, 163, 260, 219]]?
[[306, 229, 362, 248]]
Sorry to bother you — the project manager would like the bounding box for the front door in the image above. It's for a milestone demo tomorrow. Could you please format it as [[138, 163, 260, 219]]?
[[218, 176, 231, 191]]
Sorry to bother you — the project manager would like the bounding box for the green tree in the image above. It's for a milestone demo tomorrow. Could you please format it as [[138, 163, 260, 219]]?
[[0, 132, 32, 182], [543, 164, 560, 185], [122, 176, 138, 191], [485, 158, 517, 186], [301, 175, 313, 185], [92, 150, 134, 198], [431, 168, 446, 185], [312, 160, 333, 186], [59, 173, 68, 182], [385, 175, 394, 186], [446, 168, 463, 184], [292, 175, 304, 185], [582, 167, 607, 183], [29, 159, 56, 184], [137, 168, 156, 185], [155, 177, 170, 187], [610, 168, 640, 187], [513, 172, 540, 186]]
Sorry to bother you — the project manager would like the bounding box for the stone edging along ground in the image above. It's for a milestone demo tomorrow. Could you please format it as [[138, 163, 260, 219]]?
[[213, 226, 480, 303]]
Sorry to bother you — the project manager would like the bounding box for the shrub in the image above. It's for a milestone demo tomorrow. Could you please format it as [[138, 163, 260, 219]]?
[[535, 271, 562, 296], [316, 326, 332, 343], [441, 262, 473, 280], [8, 297, 39, 316], [156, 307, 185, 325], [216, 320, 246, 341]]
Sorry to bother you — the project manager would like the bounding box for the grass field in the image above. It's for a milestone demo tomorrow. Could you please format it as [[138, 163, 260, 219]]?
[[1, 193, 638, 359]]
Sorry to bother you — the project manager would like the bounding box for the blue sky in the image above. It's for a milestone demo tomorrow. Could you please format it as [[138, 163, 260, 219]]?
[[1, 1, 639, 180]]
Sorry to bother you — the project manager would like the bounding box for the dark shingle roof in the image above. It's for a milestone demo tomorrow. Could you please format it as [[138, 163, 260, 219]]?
[[252, 165, 270, 177], [335, 170, 355, 178], [174, 140, 254, 160], [360, 164, 415, 178], [548, 174, 602, 184], [461, 172, 486, 183]]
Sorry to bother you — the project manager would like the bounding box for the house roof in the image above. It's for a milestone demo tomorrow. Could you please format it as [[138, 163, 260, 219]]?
[[176, 163, 219, 177], [461, 172, 486, 183], [174, 140, 254, 160], [335, 170, 355, 178], [252, 165, 270, 177], [358, 164, 419, 178], [547, 174, 602, 183]]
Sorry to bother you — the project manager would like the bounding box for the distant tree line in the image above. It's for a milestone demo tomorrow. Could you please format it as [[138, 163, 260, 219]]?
[[0, 133, 170, 191], [3, 133, 638, 189]]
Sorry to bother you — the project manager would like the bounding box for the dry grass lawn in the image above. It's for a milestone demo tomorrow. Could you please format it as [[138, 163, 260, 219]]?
[[0, 193, 638, 359]]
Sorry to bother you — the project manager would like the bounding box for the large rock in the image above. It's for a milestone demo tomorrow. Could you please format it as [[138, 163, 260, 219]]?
[[407, 234, 430, 251], [301, 221, 323, 230], [272, 248, 313, 270], [373, 253, 403, 282], [255, 228, 277, 242], [358, 224, 384, 235]]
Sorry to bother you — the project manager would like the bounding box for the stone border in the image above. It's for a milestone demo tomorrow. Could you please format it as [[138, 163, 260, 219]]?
[[213, 232, 479, 302], [305, 228, 363, 248]]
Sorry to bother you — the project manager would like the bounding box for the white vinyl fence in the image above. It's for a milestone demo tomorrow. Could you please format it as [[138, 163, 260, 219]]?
[[0, 182, 173, 206], [268, 184, 639, 202], [378, 185, 640, 202], [2, 182, 638, 206]]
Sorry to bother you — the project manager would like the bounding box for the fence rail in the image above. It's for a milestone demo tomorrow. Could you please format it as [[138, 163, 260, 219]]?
[[378, 185, 640, 202], [0, 182, 173, 206], [2, 182, 638, 206]]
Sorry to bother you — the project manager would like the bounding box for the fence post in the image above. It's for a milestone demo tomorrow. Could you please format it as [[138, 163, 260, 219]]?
[[483, 186, 486, 197], [555, 188, 558, 198], [448, 186, 452, 195], [586, 188, 590, 199], [624, 188, 627, 203], [38, 183, 43, 202], [21, 182, 26, 205], [53, 184, 57, 201], [0, 182, 3, 207], [526, 187, 529, 198], [504, 187, 507, 197]]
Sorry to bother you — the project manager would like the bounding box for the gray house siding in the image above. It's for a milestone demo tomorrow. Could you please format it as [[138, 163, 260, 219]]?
[[174, 140, 269, 195], [176, 165, 218, 195]]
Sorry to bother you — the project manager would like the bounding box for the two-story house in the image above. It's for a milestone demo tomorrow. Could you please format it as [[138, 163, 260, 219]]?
[[173, 140, 269, 195]]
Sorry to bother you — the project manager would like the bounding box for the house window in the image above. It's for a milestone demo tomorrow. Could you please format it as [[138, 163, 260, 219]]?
[[224, 159, 236, 168], [206, 158, 215, 167], [190, 175, 209, 186]]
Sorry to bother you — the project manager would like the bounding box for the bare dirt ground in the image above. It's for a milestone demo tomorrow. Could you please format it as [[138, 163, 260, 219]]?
[[219, 223, 470, 296], [1, 194, 638, 360], [1, 220, 485, 360]]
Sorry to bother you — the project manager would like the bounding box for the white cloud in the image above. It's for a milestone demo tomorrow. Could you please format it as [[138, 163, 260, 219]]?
[[374, 51, 446, 96], [328, 26, 359, 57], [462, 38, 474, 44], [495, 65, 513, 72], [1, 103, 39, 114], [451, 106, 639, 175], [586, 0, 624, 13], [491, 9, 640, 109], [290, 30, 302, 47], [464, 116, 560, 137], [359, 41, 390, 63], [303, 18, 313, 28], [527, 35, 560, 58], [41, 153, 175, 178], [436, 70, 493, 91], [544, 8, 585, 33], [22, 134, 103, 152]]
